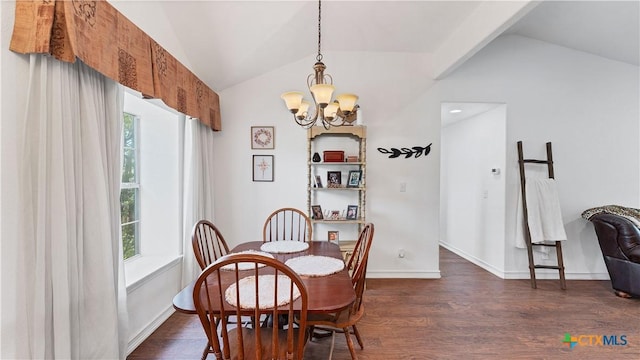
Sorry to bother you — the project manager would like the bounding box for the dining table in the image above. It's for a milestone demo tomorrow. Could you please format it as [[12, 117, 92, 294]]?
[[172, 240, 356, 315]]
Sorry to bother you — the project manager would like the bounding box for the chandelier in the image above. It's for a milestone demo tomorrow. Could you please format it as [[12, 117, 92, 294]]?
[[280, 0, 359, 129]]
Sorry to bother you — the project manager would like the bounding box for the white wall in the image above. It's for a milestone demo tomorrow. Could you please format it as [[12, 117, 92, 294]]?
[[436, 35, 640, 279], [215, 51, 441, 278], [440, 105, 506, 276], [125, 260, 181, 354]]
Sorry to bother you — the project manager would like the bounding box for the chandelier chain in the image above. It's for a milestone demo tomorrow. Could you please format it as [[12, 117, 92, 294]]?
[[316, 0, 322, 62]]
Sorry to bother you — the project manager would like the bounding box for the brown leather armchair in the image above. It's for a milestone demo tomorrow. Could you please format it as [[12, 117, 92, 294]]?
[[588, 213, 640, 298]]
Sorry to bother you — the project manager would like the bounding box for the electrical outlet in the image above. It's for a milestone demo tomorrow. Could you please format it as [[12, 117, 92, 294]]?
[[400, 182, 407, 192]]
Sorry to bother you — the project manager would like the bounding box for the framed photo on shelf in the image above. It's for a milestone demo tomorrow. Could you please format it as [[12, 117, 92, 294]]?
[[311, 205, 323, 220], [315, 175, 323, 188], [347, 170, 362, 188], [327, 171, 341, 187], [252, 155, 274, 182], [328, 231, 339, 242], [251, 126, 275, 149], [329, 210, 341, 220], [346, 205, 358, 220]]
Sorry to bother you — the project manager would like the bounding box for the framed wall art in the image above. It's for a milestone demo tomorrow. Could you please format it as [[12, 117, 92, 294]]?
[[253, 155, 274, 182], [328, 231, 339, 242], [251, 126, 275, 149]]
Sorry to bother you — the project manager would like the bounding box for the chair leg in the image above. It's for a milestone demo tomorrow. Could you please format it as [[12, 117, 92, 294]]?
[[351, 324, 364, 349], [201, 341, 210, 360], [328, 331, 336, 360], [343, 327, 358, 360]]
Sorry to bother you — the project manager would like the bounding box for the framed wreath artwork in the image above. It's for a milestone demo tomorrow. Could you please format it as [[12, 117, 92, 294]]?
[[251, 126, 275, 149]]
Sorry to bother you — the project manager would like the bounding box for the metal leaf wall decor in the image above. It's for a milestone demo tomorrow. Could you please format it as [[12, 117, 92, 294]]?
[[378, 143, 432, 159]]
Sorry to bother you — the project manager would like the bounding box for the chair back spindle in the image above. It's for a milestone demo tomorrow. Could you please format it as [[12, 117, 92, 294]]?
[[263, 207, 312, 242], [192, 220, 230, 270]]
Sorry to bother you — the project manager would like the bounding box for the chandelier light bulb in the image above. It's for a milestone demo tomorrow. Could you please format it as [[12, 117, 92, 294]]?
[[296, 100, 311, 118], [310, 84, 335, 106], [336, 93, 358, 113], [324, 102, 339, 120], [281, 91, 304, 113]]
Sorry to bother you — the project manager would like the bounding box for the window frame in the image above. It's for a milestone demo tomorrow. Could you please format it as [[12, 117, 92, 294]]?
[[121, 111, 141, 261]]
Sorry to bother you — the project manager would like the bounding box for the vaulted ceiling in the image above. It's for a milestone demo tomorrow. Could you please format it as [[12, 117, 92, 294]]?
[[112, 1, 639, 93]]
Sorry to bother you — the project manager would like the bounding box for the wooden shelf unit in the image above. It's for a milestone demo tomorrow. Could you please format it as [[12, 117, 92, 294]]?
[[307, 125, 366, 259]]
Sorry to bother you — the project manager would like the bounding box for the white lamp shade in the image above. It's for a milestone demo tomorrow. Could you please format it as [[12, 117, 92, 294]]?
[[310, 84, 335, 105], [281, 91, 304, 111], [336, 93, 358, 112], [296, 100, 310, 117], [324, 102, 339, 118]]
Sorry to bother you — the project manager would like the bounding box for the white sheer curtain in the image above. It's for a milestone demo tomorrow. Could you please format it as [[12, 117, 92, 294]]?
[[181, 116, 217, 287], [15, 54, 128, 359]]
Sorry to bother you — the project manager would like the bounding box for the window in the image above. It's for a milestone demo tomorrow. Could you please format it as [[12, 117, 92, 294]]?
[[121, 112, 140, 260], [122, 91, 182, 287]]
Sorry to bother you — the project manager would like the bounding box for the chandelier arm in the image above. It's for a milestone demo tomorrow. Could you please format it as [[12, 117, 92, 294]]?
[[335, 104, 359, 125], [309, 103, 321, 123], [307, 73, 316, 89], [293, 113, 316, 128]]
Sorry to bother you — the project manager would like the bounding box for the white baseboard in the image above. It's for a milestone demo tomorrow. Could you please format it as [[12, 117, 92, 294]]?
[[502, 270, 610, 280], [368, 270, 441, 279], [440, 241, 610, 280], [439, 242, 505, 278], [127, 306, 175, 356]]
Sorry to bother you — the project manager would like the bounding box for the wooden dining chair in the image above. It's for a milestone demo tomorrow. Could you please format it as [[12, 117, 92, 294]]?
[[263, 207, 312, 242], [193, 253, 309, 360], [192, 219, 230, 270], [307, 223, 374, 360]]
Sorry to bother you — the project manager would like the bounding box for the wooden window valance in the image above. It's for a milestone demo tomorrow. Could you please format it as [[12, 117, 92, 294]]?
[[9, 0, 221, 131]]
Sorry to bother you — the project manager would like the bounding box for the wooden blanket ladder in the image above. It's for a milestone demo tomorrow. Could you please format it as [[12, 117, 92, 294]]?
[[517, 141, 566, 290]]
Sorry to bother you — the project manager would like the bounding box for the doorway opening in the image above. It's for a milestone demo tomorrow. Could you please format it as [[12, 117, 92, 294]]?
[[440, 102, 507, 277]]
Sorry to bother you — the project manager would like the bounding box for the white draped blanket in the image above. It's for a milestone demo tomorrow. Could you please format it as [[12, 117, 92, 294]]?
[[516, 178, 567, 251]]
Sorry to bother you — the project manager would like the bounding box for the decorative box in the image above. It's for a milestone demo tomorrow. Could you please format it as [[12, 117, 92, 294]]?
[[323, 150, 345, 162], [346, 156, 359, 162]]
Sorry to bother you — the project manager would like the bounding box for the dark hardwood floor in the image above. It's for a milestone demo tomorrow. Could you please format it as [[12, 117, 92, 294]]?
[[128, 247, 639, 359]]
